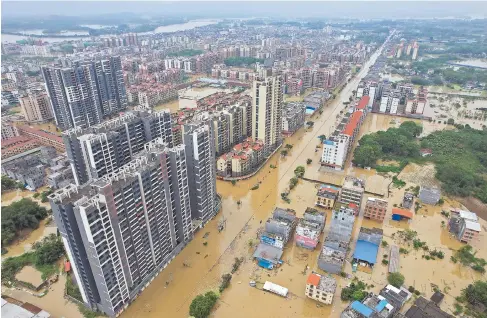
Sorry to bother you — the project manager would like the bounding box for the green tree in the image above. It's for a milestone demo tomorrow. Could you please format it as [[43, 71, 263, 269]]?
[[1, 198, 48, 245], [318, 135, 327, 142], [189, 291, 219, 318], [352, 143, 382, 167], [399, 121, 423, 137], [463, 281, 487, 309], [294, 166, 305, 178], [387, 272, 405, 288]]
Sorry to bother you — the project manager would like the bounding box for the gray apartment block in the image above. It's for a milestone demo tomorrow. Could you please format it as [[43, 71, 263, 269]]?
[[418, 186, 441, 205], [339, 176, 365, 208], [357, 227, 383, 246], [48, 139, 193, 317], [318, 205, 356, 274], [63, 108, 173, 185], [183, 122, 218, 225], [42, 57, 127, 130]]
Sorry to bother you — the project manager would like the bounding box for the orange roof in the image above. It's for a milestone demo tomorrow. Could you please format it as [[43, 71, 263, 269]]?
[[307, 273, 321, 286], [356, 96, 370, 110], [343, 111, 363, 136], [392, 208, 413, 219]]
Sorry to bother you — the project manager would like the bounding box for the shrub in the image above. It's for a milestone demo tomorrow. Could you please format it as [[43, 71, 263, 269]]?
[[189, 291, 219, 318], [382, 259, 389, 265], [408, 286, 415, 293], [219, 274, 232, 293], [387, 272, 405, 288], [381, 240, 389, 247]]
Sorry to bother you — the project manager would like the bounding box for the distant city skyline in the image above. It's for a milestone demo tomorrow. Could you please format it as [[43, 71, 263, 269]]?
[[2, 1, 487, 19]]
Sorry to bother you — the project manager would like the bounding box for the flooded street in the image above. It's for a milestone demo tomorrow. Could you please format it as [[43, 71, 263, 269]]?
[[120, 45, 394, 318]]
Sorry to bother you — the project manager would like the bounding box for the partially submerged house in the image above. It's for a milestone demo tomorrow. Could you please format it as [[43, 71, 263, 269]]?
[[254, 208, 297, 268], [295, 209, 326, 250], [419, 186, 441, 205], [448, 210, 481, 244], [318, 204, 355, 274], [391, 208, 413, 222], [352, 227, 383, 271]]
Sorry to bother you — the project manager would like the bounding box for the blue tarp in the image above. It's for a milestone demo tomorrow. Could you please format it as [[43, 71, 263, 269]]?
[[375, 299, 389, 312], [353, 240, 379, 264], [351, 301, 373, 317]]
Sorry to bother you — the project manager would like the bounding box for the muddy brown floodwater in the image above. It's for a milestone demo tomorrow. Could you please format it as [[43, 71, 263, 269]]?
[[120, 46, 394, 318]]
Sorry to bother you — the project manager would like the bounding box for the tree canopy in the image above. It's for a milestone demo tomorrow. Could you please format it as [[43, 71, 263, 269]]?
[[387, 272, 405, 288], [352, 121, 422, 167], [189, 291, 219, 318], [224, 57, 264, 67], [421, 126, 487, 202], [1, 198, 49, 246]]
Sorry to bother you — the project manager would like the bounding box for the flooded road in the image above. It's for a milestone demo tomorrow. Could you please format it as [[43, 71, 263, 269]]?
[[121, 44, 391, 317]]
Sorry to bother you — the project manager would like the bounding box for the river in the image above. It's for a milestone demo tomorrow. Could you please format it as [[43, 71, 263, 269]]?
[[1, 20, 220, 43]]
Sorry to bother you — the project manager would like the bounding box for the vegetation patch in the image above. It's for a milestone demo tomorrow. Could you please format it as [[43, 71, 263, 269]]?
[[189, 291, 219, 318], [420, 127, 487, 203], [167, 49, 203, 57], [353, 121, 423, 168], [2, 234, 64, 284], [341, 278, 368, 301], [387, 272, 405, 288], [1, 198, 49, 248], [224, 57, 264, 67], [454, 245, 486, 273]]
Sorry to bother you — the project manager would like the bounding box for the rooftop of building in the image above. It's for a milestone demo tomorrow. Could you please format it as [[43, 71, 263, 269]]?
[[366, 197, 388, 207], [356, 96, 370, 110], [342, 176, 366, 191], [392, 208, 414, 219], [405, 297, 454, 318], [307, 272, 337, 293]]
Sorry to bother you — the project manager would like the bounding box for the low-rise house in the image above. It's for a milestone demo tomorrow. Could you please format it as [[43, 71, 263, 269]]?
[[379, 284, 412, 310], [448, 210, 481, 243], [318, 204, 355, 274], [391, 208, 413, 222], [419, 186, 441, 205], [316, 184, 340, 208], [364, 198, 388, 222], [403, 192, 414, 209], [282, 102, 305, 136], [305, 272, 337, 305], [254, 208, 297, 268], [342, 293, 395, 318], [352, 227, 383, 271], [340, 176, 365, 208], [295, 209, 326, 250], [405, 296, 454, 318]]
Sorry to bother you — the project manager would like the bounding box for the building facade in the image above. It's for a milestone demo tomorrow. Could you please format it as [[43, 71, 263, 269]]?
[[63, 109, 173, 185], [48, 140, 193, 317], [19, 91, 54, 122], [252, 76, 284, 155], [363, 198, 388, 222], [42, 57, 127, 130], [305, 272, 336, 305], [183, 123, 218, 225]]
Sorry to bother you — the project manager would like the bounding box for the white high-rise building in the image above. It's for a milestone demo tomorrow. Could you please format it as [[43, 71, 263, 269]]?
[[19, 91, 53, 122], [252, 76, 284, 155]]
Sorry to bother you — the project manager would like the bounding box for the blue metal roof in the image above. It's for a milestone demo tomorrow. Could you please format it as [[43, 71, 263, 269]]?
[[351, 301, 373, 317], [353, 240, 380, 264], [375, 299, 389, 312], [324, 140, 334, 145]]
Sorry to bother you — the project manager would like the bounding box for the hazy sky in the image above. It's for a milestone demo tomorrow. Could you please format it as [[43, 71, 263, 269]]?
[[2, 1, 487, 19]]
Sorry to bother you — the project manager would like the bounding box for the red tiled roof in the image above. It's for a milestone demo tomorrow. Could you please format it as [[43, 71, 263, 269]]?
[[1, 136, 31, 149], [18, 125, 63, 144], [343, 111, 363, 136], [392, 208, 413, 219], [307, 273, 320, 286], [356, 96, 370, 110]]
